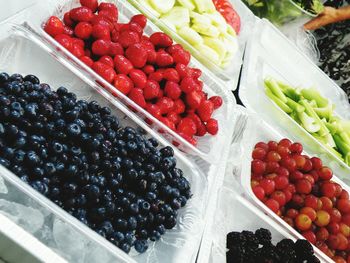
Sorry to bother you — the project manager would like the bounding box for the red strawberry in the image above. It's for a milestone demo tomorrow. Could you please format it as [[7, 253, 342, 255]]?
[[74, 22, 93, 39], [180, 77, 199, 93], [146, 103, 161, 118], [118, 30, 140, 48], [164, 81, 181, 100], [44, 16, 64, 37], [172, 49, 191, 65], [177, 118, 197, 136], [163, 68, 180, 82], [130, 14, 147, 28], [80, 0, 98, 12], [54, 34, 72, 50], [167, 112, 181, 125], [149, 71, 163, 83], [128, 88, 146, 108], [114, 74, 134, 95], [142, 65, 155, 75], [92, 62, 116, 83], [70, 7, 93, 22], [125, 43, 148, 68], [197, 100, 214, 121], [173, 99, 185, 114], [128, 69, 147, 89], [206, 119, 218, 135], [92, 24, 111, 40], [63, 26, 74, 36], [150, 32, 173, 47], [91, 39, 111, 56], [143, 80, 160, 100], [209, 96, 223, 109], [156, 50, 174, 67], [157, 97, 174, 114], [98, 55, 114, 67], [167, 44, 184, 55], [186, 91, 203, 109], [114, 55, 133, 75], [109, 42, 123, 56], [129, 22, 143, 36], [80, 56, 93, 67], [63, 12, 73, 27]]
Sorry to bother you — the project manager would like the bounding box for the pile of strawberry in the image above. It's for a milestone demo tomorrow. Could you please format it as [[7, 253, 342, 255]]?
[[43, 0, 223, 146], [251, 138, 350, 262]]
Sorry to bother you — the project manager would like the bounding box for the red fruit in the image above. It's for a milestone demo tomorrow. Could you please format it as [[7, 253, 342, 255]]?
[[157, 97, 174, 115], [281, 157, 297, 171], [114, 55, 133, 75], [197, 100, 214, 122], [251, 160, 266, 175], [316, 227, 329, 241], [286, 208, 299, 219], [142, 65, 155, 75], [302, 159, 313, 172], [320, 196, 333, 210], [99, 55, 114, 67], [173, 99, 185, 114], [283, 189, 292, 202], [259, 178, 275, 195], [253, 186, 265, 201], [128, 69, 147, 89], [186, 91, 203, 109], [304, 174, 315, 185], [318, 166, 333, 180], [328, 234, 340, 249], [267, 141, 278, 151], [167, 44, 184, 54], [63, 12, 73, 27], [177, 118, 197, 136], [295, 179, 312, 194], [175, 63, 189, 79], [266, 162, 279, 174], [113, 74, 134, 95], [164, 81, 181, 100], [146, 50, 157, 64], [92, 24, 111, 40], [149, 71, 164, 83], [295, 214, 312, 231], [290, 142, 303, 154], [163, 68, 180, 82], [150, 32, 173, 47], [180, 77, 199, 94], [72, 38, 84, 48], [130, 14, 147, 28], [44, 16, 64, 36], [293, 155, 306, 169], [305, 195, 319, 209], [286, 184, 296, 194], [125, 43, 148, 68], [277, 145, 290, 158], [336, 233, 348, 250], [92, 62, 116, 83], [129, 22, 143, 36], [252, 148, 267, 160], [98, 5, 118, 22], [70, 7, 93, 22], [80, 0, 98, 12], [128, 88, 146, 108], [321, 182, 336, 198], [145, 104, 161, 118], [80, 56, 93, 67], [63, 25, 74, 36], [300, 207, 317, 221], [315, 210, 331, 227], [209, 96, 223, 110], [330, 208, 342, 223], [54, 34, 72, 50], [70, 44, 85, 58], [337, 199, 350, 213], [311, 157, 323, 170], [266, 151, 281, 162], [92, 39, 110, 56], [328, 222, 340, 234], [302, 230, 316, 244], [339, 223, 350, 237], [266, 173, 277, 180], [264, 199, 279, 213], [276, 167, 289, 177], [291, 194, 305, 209], [143, 80, 160, 100], [206, 119, 218, 135], [156, 51, 174, 67], [118, 30, 140, 48], [167, 112, 181, 125], [271, 191, 286, 206], [255, 142, 269, 151], [334, 183, 343, 197], [74, 21, 92, 39], [340, 190, 349, 199], [172, 49, 191, 65], [279, 138, 292, 148], [274, 175, 289, 190]]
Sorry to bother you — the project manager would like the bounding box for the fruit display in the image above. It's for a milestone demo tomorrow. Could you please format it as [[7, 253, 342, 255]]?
[[264, 78, 350, 165], [242, 0, 324, 26], [251, 138, 350, 261], [226, 228, 320, 262], [43, 0, 223, 147], [0, 72, 192, 254], [129, 0, 240, 69], [313, 0, 350, 98]]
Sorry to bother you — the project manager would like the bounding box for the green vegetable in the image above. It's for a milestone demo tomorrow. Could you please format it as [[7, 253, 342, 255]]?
[[300, 88, 329, 108], [264, 78, 288, 103], [297, 112, 320, 133], [265, 86, 292, 113]]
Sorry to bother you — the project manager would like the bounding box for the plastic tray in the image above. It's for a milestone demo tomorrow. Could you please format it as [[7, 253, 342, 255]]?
[[23, 0, 237, 165], [127, 0, 257, 90], [239, 114, 348, 263], [239, 19, 350, 186], [0, 20, 208, 263]]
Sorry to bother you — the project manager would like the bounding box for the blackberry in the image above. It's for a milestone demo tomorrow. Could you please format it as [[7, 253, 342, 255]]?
[[255, 228, 272, 245], [307, 255, 321, 263], [294, 239, 314, 259], [226, 246, 245, 263], [241, 230, 259, 249], [260, 244, 280, 262], [227, 231, 243, 248]]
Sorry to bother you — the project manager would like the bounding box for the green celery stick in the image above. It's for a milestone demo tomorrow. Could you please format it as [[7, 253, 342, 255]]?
[[334, 134, 350, 155], [286, 98, 305, 113], [299, 99, 330, 137], [297, 112, 320, 133], [264, 78, 288, 103], [265, 87, 292, 113], [339, 132, 350, 145], [276, 81, 301, 101], [301, 88, 329, 107], [291, 111, 301, 123], [325, 122, 342, 135], [313, 104, 333, 121]]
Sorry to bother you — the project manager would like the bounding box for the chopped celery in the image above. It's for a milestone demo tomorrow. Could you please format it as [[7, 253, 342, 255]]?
[[297, 112, 320, 133], [313, 104, 333, 121], [325, 122, 342, 135], [265, 87, 292, 113], [264, 78, 288, 103], [276, 81, 302, 101], [300, 88, 329, 107], [334, 134, 350, 155], [286, 98, 304, 113]]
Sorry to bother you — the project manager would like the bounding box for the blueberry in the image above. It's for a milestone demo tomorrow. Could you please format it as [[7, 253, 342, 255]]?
[[100, 220, 114, 236], [111, 231, 124, 244], [57, 87, 68, 96], [0, 72, 9, 83], [127, 217, 137, 230], [160, 146, 174, 157], [84, 184, 100, 200], [33, 167, 44, 178], [164, 215, 176, 229], [115, 218, 128, 231], [30, 180, 46, 194], [20, 175, 29, 183], [10, 73, 23, 82], [52, 142, 63, 154], [149, 230, 161, 241], [125, 232, 136, 246], [137, 229, 148, 239], [0, 157, 10, 168], [129, 203, 139, 215]]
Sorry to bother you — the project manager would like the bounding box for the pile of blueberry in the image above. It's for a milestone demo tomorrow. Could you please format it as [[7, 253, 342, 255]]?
[[314, 0, 350, 97], [0, 72, 191, 254]]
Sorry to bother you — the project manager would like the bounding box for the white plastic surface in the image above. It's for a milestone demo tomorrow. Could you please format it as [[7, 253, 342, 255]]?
[[239, 19, 350, 186], [23, 0, 237, 165], [0, 21, 208, 263], [128, 0, 257, 90]]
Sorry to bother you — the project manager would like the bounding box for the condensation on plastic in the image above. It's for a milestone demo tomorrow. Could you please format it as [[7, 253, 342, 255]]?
[[240, 114, 337, 263], [22, 0, 237, 165], [239, 19, 350, 186], [128, 0, 257, 90], [0, 19, 208, 263]]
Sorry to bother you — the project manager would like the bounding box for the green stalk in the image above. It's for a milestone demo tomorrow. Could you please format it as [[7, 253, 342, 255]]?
[[334, 134, 350, 155], [286, 98, 305, 113], [264, 78, 288, 103], [265, 87, 292, 113], [301, 88, 329, 107], [276, 81, 301, 101]]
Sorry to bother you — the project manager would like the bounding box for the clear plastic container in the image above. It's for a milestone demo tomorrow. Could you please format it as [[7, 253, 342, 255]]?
[[127, 0, 257, 89], [0, 19, 208, 263], [22, 0, 237, 165], [239, 19, 350, 186]]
